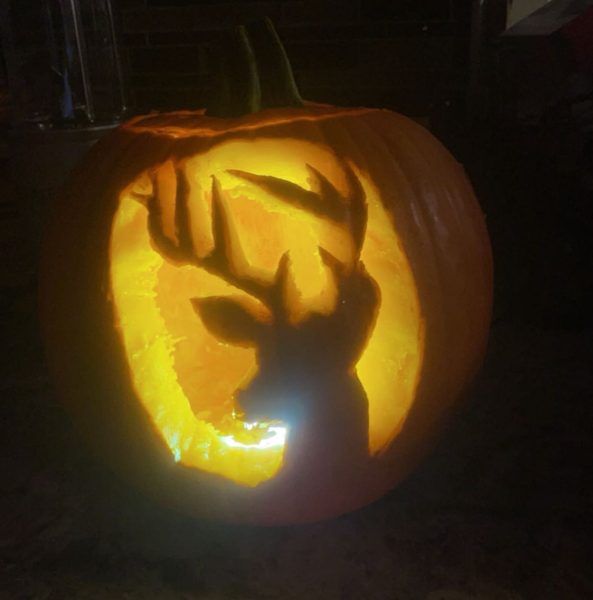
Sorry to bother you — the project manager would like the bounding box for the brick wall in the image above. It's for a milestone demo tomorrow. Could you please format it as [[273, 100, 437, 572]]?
[[114, 0, 471, 117]]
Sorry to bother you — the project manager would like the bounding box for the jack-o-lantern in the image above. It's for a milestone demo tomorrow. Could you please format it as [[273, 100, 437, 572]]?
[[40, 21, 492, 524]]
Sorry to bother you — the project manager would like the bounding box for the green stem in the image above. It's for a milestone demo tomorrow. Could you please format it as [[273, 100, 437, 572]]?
[[206, 18, 303, 117]]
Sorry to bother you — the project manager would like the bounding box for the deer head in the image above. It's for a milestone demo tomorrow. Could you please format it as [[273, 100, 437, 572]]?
[[142, 157, 380, 436]]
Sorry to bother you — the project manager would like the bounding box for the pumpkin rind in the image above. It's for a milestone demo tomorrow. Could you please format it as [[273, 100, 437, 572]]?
[[40, 103, 492, 524]]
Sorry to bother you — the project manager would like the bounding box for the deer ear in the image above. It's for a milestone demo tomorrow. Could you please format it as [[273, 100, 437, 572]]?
[[191, 296, 269, 347]]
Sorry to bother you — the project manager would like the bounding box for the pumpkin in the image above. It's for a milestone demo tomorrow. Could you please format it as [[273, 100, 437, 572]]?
[[39, 20, 492, 524]]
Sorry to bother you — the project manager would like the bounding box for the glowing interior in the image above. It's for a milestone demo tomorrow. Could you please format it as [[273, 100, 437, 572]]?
[[109, 138, 423, 486]]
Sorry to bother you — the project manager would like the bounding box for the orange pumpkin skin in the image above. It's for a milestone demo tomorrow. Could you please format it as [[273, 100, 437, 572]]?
[[40, 103, 492, 524]]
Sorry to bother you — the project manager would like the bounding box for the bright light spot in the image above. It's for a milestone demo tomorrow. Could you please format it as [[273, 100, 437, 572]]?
[[220, 426, 288, 450]]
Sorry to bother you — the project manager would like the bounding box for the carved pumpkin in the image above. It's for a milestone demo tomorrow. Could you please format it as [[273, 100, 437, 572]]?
[[40, 21, 492, 524]]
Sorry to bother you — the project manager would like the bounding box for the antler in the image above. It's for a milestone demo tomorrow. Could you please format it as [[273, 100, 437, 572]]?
[[201, 175, 286, 306], [145, 163, 289, 313], [144, 160, 368, 319], [228, 162, 367, 261], [145, 164, 192, 263]]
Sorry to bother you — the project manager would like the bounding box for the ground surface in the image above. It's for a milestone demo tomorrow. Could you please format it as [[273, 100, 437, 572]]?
[[1, 279, 592, 599]]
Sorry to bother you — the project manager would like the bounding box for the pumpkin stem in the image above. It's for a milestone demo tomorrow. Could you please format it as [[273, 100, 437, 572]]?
[[247, 17, 303, 109], [206, 25, 261, 118], [206, 18, 303, 117]]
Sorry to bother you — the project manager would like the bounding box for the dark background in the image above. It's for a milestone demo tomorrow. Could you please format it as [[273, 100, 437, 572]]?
[[1, 1, 592, 598]]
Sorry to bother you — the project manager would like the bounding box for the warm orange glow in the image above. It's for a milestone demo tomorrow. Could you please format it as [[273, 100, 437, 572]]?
[[109, 138, 424, 486]]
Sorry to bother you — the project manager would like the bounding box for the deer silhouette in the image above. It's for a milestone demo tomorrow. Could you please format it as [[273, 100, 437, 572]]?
[[143, 159, 380, 469]]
